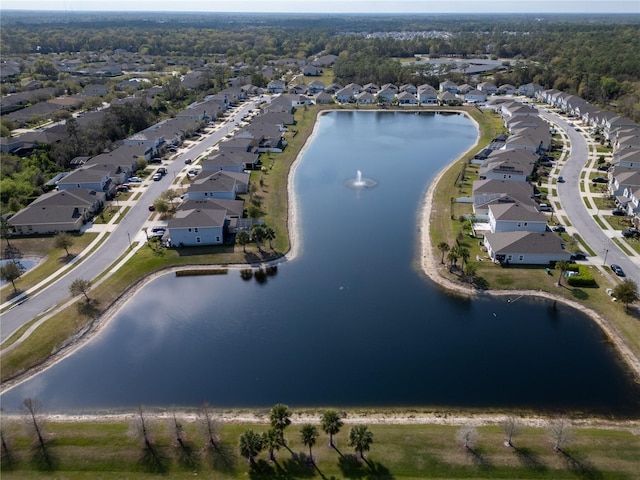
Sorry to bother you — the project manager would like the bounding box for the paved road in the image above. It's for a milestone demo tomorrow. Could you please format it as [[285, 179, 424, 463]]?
[[0, 100, 260, 342], [541, 109, 640, 286]]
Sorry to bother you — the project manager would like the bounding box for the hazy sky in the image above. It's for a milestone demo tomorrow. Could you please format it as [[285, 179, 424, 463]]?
[[1, 0, 638, 14]]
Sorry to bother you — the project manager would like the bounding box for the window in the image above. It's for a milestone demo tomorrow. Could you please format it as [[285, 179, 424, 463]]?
[[196, 237, 201, 243], [519, 255, 524, 261], [216, 236, 220, 242]]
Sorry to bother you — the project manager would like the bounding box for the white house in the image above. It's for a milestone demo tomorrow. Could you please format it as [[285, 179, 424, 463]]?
[[488, 203, 548, 233], [167, 208, 227, 246], [484, 231, 572, 265]]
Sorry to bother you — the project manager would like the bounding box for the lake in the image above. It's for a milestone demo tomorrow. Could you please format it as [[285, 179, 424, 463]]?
[[2, 111, 639, 416]]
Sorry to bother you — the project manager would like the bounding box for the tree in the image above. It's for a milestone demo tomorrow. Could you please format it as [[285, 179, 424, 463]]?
[[153, 198, 170, 216], [264, 226, 276, 250], [348, 425, 373, 460], [556, 260, 571, 286], [0, 261, 24, 293], [161, 189, 178, 209], [502, 416, 521, 448], [239, 429, 262, 464], [437, 241, 450, 264], [54, 232, 74, 256], [262, 427, 283, 462], [463, 262, 477, 281], [0, 216, 12, 247], [548, 417, 572, 452], [320, 409, 344, 448], [251, 224, 266, 252], [70, 278, 91, 302], [300, 424, 318, 464], [199, 402, 221, 451], [457, 425, 479, 451], [269, 403, 292, 438], [458, 247, 470, 268], [613, 279, 639, 310], [236, 230, 250, 253], [446, 250, 459, 272]]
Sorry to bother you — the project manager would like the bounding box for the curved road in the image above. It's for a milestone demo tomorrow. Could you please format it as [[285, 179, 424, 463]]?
[[541, 109, 640, 286], [1, 100, 260, 342]]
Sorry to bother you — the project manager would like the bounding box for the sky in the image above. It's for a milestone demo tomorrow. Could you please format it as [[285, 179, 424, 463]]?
[[1, 0, 638, 14]]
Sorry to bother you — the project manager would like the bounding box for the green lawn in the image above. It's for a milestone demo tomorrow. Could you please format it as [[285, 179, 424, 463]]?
[[1, 416, 639, 479]]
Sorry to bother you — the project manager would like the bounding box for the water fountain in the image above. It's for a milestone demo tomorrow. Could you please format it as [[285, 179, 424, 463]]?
[[345, 169, 376, 189]]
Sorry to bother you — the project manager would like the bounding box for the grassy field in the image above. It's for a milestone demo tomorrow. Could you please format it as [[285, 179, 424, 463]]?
[[1, 415, 639, 479]]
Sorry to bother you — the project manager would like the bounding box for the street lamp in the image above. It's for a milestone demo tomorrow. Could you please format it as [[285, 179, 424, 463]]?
[[603, 248, 609, 266]]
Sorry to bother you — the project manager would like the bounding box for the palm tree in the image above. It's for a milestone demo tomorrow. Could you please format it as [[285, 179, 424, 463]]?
[[300, 424, 318, 464], [251, 224, 266, 252], [437, 241, 450, 264], [458, 247, 470, 268], [348, 425, 373, 460], [446, 250, 459, 272], [239, 429, 263, 464], [320, 409, 343, 448], [269, 404, 291, 440], [556, 260, 571, 286], [262, 427, 283, 462], [264, 226, 276, 250], [236, 231, 250, 253]]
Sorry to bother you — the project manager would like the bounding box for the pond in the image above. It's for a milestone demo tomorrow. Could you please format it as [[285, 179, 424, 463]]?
[[2, 111, 639, 416]]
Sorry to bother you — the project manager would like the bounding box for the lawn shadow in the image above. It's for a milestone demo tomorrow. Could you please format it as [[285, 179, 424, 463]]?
[[338, 453, 367, 479], [570, 288, 589, 300], [465, 446, 492, 469], [174, 438, 199, 471], [77, 298, 100, 317], [205, 441, 237, 472], [30, 441, 59, 472], [280, 451, 315, 477], [366, 460, 395, 480], [514, 446, 547, 473], [560, 449, 603, 480], [138, 442, 170, 474], [58, 253, 77, 265]]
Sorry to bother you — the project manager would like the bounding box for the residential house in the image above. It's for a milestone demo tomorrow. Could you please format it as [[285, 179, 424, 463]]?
[[497, 84, 516, 95], [479, 149, 537, 182], [307, 81, 325, 95], [167, 207, 227, 246], [438, 91, 461, 106], [303, 65, 322, 76], [179, 198, 244, 219], [201, 151, 260, 172], [397, 91, 417, 105], [377, 87, 397, 104], [355, 91, 376, 105], [464, 89, 487, 104], [266, 80, 286, 94], [9, 189, 106, 235], [335, 87, 355, 104], [417, 84, 438, 105], [484, 231, 572, 265], [439, 80, 458, 94], [517, 82, 543, 98], [56, 163, 114, 195], [314, 92, 334, 105], [488, 203, 548, 233], [472, 178, 537, 217], [187, 171, 239, 200]]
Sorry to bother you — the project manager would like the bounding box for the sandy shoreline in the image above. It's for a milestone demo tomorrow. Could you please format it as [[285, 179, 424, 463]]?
[[2, 108, 639, 426]]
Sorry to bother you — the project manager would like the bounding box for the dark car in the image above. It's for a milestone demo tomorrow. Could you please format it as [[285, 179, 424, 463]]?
[[184, 158, 192, 164], [157, 167, 167, 175], [552, 226, 566, 233], [148, 204, 155, 211], [591, 177, 608, 183], [612, 209, 625, 216], [570, 252, 587, 261], [622, 228, 640, 238], [611, 264, 625, 276]]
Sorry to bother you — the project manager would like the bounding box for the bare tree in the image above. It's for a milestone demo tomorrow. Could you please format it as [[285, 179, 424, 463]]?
[[502, 416, 521, 448], [132, 404, 168, 473], [548, 417, 573, 452], [172, 410, 197, 469], [199, 402, 221, 451], [456, 425, 479, 451], [69, 278, 91, 302], [23, 398, 55, 470]]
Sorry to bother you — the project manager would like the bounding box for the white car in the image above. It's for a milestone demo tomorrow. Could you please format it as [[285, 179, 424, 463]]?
[[128, 176, 142, 182]]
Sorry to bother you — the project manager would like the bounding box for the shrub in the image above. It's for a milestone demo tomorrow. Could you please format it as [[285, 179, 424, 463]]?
[[566, 264, 596, 287]]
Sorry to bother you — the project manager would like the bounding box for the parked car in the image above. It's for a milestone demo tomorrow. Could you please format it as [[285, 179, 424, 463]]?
[[116, 185, 130, 192], [151, 226, 166, 233], [612, 209, 625, 216], [152, 173, 162, 181], [157, 167, 167, 175], [557, 176, 565, 183], [184, 158, 192, 164], [591, 177, 608, 183], [552, 226, 566, 233], [611, 264, 625, 276], [597, 165, 610, 171], [148, 204, 155, 211], [570, 251, 587, 261], [622, 228, 640, 238], [149, 157, 162, 164], [188, 168, 199, 175], [128, 176, 142, 183]]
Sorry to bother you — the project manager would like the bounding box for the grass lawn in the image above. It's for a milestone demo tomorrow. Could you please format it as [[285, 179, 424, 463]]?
[[1, 417, 639, 479]]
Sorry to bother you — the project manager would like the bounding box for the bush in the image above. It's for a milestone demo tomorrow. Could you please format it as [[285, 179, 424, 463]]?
[[566, 264, 596, 287]]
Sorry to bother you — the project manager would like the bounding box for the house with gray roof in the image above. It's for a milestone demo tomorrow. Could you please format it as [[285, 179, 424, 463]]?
[[472, 178, 537, 217], [9, 189, 105, 235], [180, 198, 244, 218], [202, 151, 259, 172], [167, 208, 227, 246], [56, 164, 114, 195], [187, 170, 249, 200], [417, 84, 438, 105], [479, 149, 536, 182], [484, 231, 571, 265], [488, 203, 548, 233]]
